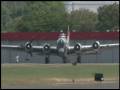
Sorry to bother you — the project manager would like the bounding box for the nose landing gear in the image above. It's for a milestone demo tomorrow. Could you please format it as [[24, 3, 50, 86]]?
[[72, 55, 81, 66], [77, 55, 81, 63], [45, 56, 50, 64], [63, 56, 67, 63]]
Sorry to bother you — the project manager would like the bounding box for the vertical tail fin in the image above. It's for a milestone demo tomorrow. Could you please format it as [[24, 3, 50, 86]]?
[[67, 25, 70, 44]]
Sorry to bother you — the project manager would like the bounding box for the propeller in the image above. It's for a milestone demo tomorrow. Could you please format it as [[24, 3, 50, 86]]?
[[25, 40, 33, 57], [92, 41, 100, 49], [74, 43, 82, 51], [43, 44, 50, 54]]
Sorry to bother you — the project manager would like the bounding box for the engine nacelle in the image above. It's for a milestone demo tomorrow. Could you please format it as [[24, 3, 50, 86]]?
[[43, 44, 50, 54], [92, 41, 100, 49], [25, 42, 32, 51], [74, 43, 82, 53], [24, 41, 33, 56]]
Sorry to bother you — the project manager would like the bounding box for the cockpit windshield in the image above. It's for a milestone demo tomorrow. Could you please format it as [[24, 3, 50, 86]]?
[[57, 38, 66, 48]]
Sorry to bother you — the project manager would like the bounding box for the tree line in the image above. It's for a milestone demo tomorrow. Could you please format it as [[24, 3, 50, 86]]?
[[1, 1, 119, 32]]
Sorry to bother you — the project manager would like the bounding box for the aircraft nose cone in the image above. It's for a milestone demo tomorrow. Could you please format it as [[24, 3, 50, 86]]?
[[58, 48, 64, 56], [59, 48, 64, 52]]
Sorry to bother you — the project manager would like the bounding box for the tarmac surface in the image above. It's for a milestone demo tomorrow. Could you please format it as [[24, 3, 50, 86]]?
[[2, 80, 119, 89]]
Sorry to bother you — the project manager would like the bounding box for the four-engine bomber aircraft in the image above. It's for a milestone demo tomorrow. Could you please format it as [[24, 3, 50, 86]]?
[[1, 27, 119, 64]]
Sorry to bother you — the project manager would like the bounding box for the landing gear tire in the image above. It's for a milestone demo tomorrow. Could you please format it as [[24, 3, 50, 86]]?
[[72, 61, 77, 66], [45, 56, 50, 64], [77, 56, 81, 63]]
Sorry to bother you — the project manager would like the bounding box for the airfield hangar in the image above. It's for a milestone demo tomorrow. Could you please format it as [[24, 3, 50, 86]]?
[[1, 32, 119, 63]]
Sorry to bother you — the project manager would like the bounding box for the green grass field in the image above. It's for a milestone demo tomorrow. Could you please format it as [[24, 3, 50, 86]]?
[[1, 63, 119, 85]]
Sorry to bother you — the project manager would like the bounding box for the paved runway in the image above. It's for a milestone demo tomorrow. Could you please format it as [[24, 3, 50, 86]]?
[[2, 80, 119, 89]]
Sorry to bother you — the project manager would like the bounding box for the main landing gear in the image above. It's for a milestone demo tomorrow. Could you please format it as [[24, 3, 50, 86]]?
[[45, 56, 50, 64], [62, 56, 67, 63], [72, 55, 81, 66], [77, 55, 81, 63]]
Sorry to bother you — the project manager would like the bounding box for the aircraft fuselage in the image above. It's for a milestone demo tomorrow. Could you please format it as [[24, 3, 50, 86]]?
[[57, 33, 68, 57]]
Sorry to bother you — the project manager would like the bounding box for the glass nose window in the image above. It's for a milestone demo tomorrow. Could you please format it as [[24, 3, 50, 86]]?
[[58, 39, 65, 48]]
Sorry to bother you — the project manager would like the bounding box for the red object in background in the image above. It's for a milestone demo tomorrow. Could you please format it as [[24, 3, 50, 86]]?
[[1, 32, 119, 41]]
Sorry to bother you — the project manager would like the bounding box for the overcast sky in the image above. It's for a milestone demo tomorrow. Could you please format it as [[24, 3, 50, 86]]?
[[64, 1, 119, 13]]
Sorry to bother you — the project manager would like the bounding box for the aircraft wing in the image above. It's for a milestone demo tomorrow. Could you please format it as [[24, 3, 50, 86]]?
[[1, 45, 24, 50], [1, 44, 57, 54], [31, 45, 57, 54], [82, 43, 119, 52], [1, 45, 41, 52], [99, 43, 119, 49], [68, 42, 119, 54]]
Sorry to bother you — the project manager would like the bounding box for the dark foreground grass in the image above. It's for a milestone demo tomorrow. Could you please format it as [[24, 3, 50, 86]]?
[[1, 63, 119, 85]]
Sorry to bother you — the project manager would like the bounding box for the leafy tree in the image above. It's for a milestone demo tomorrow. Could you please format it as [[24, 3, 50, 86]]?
[[68, 9, 98, 32], [1, 1, 68, 32], [1, 1, 28, 32], [2, 2, 118, 32], [97, 3, 119, 31]]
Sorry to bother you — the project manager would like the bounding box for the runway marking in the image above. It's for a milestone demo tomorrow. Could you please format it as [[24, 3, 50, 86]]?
[[55, 80, 119, 86], [53, 77, 119, 85]]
